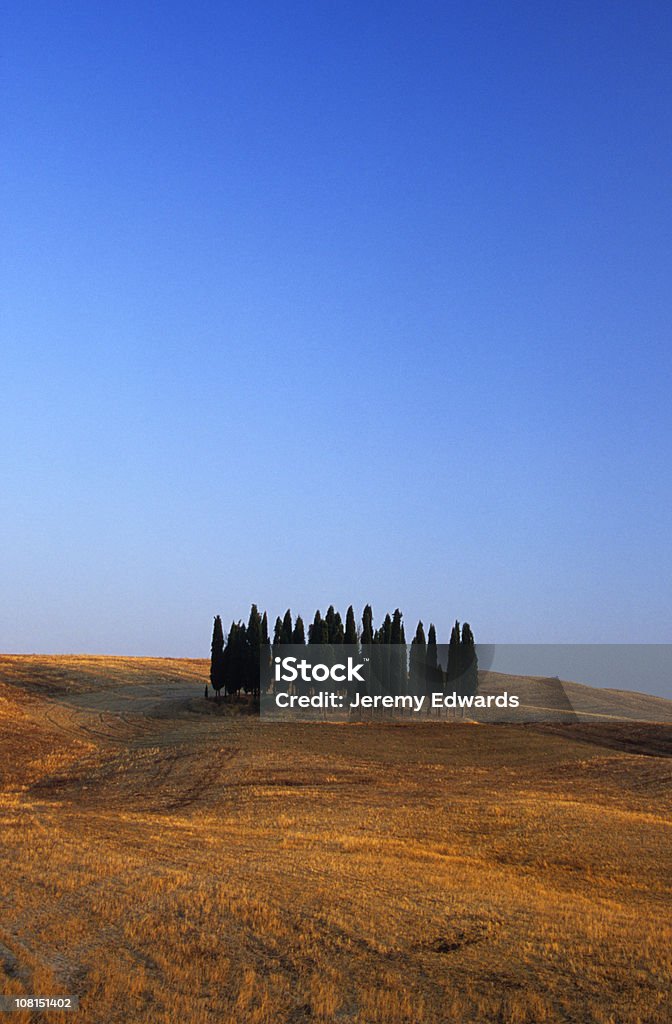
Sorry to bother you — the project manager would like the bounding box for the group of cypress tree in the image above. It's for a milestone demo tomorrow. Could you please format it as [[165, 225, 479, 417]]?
[[210, 605, 477, 703], [209, 605, 269, 699]]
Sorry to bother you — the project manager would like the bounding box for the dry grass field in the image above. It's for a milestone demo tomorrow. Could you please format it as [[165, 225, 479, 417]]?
[[1, 655, 671, 1023]]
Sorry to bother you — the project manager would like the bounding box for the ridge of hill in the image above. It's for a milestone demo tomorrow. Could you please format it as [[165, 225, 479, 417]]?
[[478, 670, 672, 722], [1, 654, 671, 723]]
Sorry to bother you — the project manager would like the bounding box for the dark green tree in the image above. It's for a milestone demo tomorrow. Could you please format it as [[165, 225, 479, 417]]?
[[325, 605, 337, 642], [223, 621, 247, 697], [339, 605, 358, 702], [345, 605, 358, 646], [280, 609, 293, 645], [246, 604, 262, 696], [292, 616, 306, 644], [400, 620, 407, 695], [447, 620, 462, 695], [308, 610, 323, 644], [359, 606, 375, 706], [378, 613, 393, 694], [273, 616, 283, 646], [361, 605, 373, 646], [461, 622, 478, 699], [210, 615, 225, 701], [409, 621, 427, 700], [390, 609, 406, 696], [330, 611, 344, 644], [260, 611, 271, 694], [425, 623, 442, 707]]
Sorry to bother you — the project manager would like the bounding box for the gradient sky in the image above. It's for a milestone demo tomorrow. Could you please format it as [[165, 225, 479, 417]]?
[[2, 1, 671, 658]]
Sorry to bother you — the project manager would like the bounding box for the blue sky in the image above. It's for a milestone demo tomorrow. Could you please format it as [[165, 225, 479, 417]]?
[[2, 1, 671, 657]]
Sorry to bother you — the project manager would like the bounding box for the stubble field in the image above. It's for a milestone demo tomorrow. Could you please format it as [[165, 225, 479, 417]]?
[[1, 655, 671, 1023]]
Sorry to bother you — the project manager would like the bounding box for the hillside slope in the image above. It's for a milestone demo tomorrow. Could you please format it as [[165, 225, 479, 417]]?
[[0, 655, 671, 1023]]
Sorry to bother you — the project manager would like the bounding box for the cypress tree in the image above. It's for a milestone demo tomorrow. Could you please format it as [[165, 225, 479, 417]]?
[[341, 605, 359, 703], [409, 621, 427, 700], [210, 615, 225, 701], [246, 604, 262, 696], [380, 613, 393, 694], [390, 610, 406, 696], [325, 605, 337, 642], [361, 606, 374, 652], [331, 611, 344, 644], [318, 615, 333, 680], [361, 606, 376, 699], [369, 622, 380, 694], [223, 621, 247, 697], [345, 605, 358, 646], [292, 616, 306, 644], [426, 623, 441, 709], [447, 620, 462, 695], [308, 610, 323, 644], [238, 622, 249, 694], [260, 611, 271, 694], [399, 619, 407, 694], [280, 609, 293, 645], [461, 622, 478, 698], [273, 616, 283, 646]]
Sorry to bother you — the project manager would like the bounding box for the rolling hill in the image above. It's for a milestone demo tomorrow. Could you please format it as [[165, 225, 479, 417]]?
[[0, 654, 671, 1023]]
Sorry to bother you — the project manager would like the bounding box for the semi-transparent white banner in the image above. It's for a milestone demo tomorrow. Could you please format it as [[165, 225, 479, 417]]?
[[259, 645, 672, 723]]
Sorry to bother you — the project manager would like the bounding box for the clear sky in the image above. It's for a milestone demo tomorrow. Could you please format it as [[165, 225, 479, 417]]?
[[2, 1, 671, 658]]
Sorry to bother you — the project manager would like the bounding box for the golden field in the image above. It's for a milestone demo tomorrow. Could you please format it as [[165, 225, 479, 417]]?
[[1, 655, 671, 1023]]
